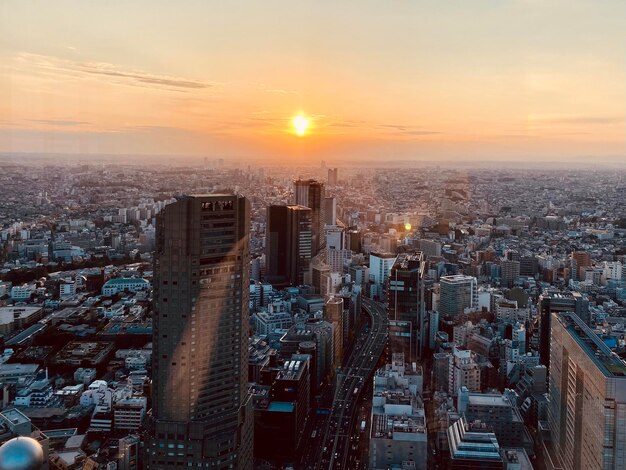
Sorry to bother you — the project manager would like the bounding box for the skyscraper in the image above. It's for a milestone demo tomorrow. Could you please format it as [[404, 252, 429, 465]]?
[[147, 194, 253, 470], [538, 289, 589, 370], [387, 252, 426, 360], [571, 250, 591, 281], [327, 167, 338, 186], [548, 312, 626, 470], [293, 179, 325, 255], [265, 205, 312, 287]]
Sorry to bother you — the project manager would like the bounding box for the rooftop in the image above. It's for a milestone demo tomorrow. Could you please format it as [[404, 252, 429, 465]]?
[[103, 277, 149, 286], [0, 306, 42, 326], [556, 312, 626, 377]]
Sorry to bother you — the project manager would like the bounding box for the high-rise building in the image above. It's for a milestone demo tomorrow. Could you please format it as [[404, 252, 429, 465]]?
[[387, 252, 426, 360], [538, 289, 589, 370], [324, 197, 337, 226], [548, 312, 626, 470], [265, 205, 312, 287], [324, 295, 345, 369], [327, 167, 338, 186], [146, 194, 253, 470], [293, 179, 325, 255], [500, 260, 520, 287], [439, 275, 478, 319], [369, 252, 397, 301], [571, 250, 591, 281]]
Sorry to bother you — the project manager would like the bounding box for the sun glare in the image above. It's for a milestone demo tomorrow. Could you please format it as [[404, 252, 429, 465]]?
[[292, 114, 310, 136]]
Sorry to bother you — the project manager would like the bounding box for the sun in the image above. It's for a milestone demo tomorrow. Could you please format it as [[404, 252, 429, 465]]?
[[292, 114, 310, 136]]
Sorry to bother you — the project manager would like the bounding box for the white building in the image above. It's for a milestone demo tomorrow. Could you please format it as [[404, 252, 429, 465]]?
[[10, 284, 36, 301], [449, 347, 481, 396], [369, 353, 427, 470], [369, 252, 397, 300], [101, 278, 150, 296]]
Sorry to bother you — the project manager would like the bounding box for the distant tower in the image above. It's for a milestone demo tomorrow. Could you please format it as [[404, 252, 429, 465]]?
[[327, 168, 338, 186], [293, 179, 325, 255], [146, 194, 253, 469]]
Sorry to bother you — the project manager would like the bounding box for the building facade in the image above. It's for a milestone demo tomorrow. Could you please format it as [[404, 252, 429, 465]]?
[[547, 312, 626, 470], [146, 194, 253, 470]]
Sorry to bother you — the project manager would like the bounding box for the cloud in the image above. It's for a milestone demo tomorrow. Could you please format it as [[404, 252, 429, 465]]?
[[15, 52, 212, 91], [77, 62, 209, 89], [530, 115, 625, 125], [26, 119, 89, 126]]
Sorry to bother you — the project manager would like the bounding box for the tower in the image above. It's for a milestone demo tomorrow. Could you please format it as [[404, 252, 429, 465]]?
[[387, 252, 426, 360], [265, 205, 312, 287], [146, 194, 253, 470], [293, 179, 325, 255]]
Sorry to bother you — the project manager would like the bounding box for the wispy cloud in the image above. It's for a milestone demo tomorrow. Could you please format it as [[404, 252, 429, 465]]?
[[26, 119, 89, 126], [529, 115, 625, 125], [15, 52, 212, 91]]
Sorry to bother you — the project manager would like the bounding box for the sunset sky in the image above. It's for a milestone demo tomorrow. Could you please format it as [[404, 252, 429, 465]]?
[[1, 0, 625, 163]]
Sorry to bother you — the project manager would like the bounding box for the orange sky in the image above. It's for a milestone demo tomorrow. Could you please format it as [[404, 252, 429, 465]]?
[[1, 1, 625, 163]]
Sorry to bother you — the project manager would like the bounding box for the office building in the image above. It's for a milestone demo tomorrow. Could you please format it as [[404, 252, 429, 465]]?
[[447, 416, 503, 470], [265, 205, 313, 287], [387, 252, 427, 360], [146, 194, 253, 470], [547, 312, 626, 470], [327, 167, 338, 186], [293, 179, 325, 255], [571, 251, 591, 281], [538, 289, 589, 370], [254, 357, 310, 462], [369, 252, 397, 301], [324, 295, 345, 368], [500, 260, 520, 287], [457, 387, 533, 454], [439, 275, 478, 319]]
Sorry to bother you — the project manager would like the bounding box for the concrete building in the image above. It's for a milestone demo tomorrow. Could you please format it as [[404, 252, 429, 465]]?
[[447, 416, 503, 470], [500, 260, 521, 288], [547, 312, 626, 470], [458, 387, 533, 455], [146, 194, 253, 470], [449, 348, 481, 397], [0, 306, 44, 336], [369, 354, 427, 470], [439, 275, 478, 319]]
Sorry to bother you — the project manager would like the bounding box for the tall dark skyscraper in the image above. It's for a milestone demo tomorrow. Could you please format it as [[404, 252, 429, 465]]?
[[146, 194, 253, 470], [293, 179, 325, 255], [265, 204, 312, 287], [387, 252, 426, 360]]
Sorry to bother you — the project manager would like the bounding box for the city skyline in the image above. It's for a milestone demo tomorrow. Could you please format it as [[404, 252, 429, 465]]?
[[2, 1, 626, 164]]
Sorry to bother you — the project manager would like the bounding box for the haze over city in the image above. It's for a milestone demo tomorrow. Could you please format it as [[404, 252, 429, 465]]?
[[2, 0, 626, 165], [2, 3, 626, 470]]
